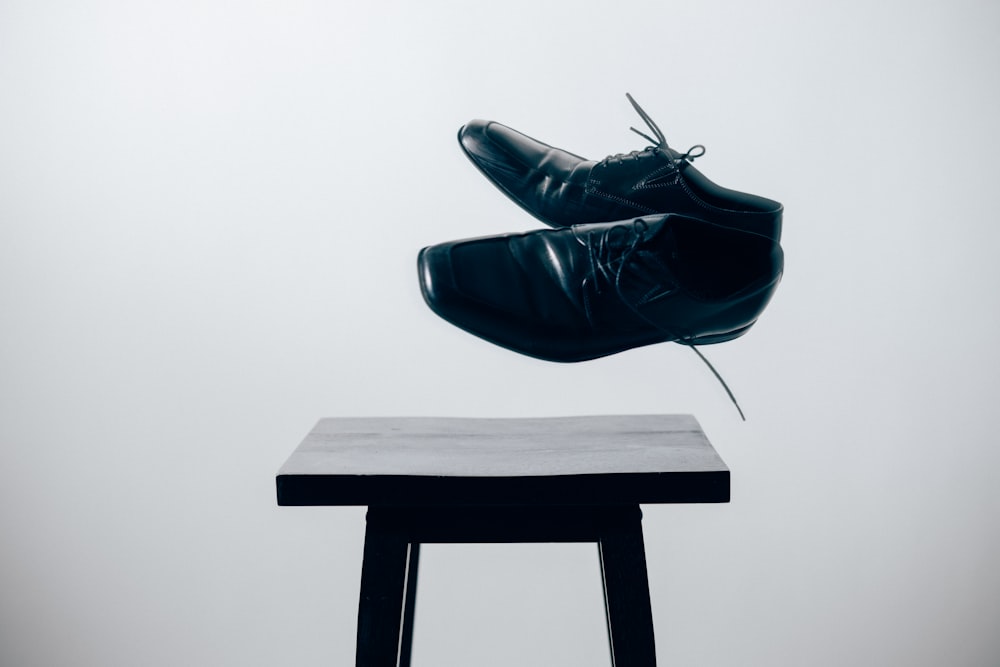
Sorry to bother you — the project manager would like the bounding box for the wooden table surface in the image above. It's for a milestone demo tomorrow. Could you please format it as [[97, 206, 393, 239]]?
[[276, 414, 729, 506]]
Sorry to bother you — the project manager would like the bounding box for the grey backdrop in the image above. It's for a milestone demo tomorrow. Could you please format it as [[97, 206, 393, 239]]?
[[2, 0, 999, 665]]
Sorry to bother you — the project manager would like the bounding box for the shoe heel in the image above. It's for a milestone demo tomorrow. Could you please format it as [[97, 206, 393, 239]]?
[[680, 269, 781, 345]]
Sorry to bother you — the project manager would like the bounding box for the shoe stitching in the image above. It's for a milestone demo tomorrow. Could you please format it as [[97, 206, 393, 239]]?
[[636, 164, 681, 189], [584, 186, 659, 215]]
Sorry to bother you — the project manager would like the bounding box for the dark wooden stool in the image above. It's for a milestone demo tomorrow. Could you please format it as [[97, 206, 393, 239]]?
[[276, 415, 729, 667]]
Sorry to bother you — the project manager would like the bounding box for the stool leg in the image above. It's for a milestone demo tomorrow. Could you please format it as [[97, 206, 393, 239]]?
[[356, 511, 418, 667], [598, 507, 657, 667], [398, 543, 420, 667]]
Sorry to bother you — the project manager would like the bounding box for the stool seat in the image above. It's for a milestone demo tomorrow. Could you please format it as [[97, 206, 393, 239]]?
[[277, 414, 729, 506], [276, 415, 730, 667]]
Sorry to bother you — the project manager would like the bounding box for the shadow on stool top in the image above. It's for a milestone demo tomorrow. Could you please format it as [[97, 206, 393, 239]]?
[[276, 414, 729, 507]]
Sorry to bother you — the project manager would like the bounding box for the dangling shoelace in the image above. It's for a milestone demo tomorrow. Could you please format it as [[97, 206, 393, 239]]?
[[600, 93, 707, 167], [577, 218, 747, 421]]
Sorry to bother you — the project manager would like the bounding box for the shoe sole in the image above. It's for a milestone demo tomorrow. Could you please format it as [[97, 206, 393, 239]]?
[[688, 322, 755, 345]]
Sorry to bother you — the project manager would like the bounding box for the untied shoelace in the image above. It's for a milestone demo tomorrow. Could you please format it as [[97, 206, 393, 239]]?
[[579, 217, 747, 421], [601, 93, 706, 168]]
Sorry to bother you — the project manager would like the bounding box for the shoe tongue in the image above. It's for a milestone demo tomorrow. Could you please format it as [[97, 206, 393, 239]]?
[[616, 215, 680, 306]]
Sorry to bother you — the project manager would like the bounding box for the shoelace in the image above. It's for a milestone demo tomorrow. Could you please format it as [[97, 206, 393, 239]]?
[[580, 218, 650, 297], [600, 93, 707, 167], [577, 219, 746, 421]]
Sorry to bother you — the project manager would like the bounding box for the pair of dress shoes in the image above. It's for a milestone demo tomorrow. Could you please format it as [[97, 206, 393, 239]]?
[[418, 95, 784, 373]]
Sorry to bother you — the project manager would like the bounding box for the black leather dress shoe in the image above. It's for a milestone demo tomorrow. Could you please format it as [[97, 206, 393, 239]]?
[[418, 214, 783, 363], [458, 94, 783, 242]]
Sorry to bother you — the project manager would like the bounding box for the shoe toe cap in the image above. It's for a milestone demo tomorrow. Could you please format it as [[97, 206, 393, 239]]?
[[418, 237, 523, 351], [418, 233, 587, 360], [417, 243, 456, 314], [459, 119, 588, 176], [419, 236, 532, 322], [458, 120, 534, 177]]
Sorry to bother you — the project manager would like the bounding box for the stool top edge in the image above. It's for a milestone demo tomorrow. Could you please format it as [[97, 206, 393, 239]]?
[[278, 414, 728, 478]]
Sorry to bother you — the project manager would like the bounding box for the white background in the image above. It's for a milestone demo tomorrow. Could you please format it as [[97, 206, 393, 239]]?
[[2, 0, 999, 665]]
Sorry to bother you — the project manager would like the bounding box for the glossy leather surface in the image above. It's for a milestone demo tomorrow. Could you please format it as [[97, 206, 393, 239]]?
[[418, 214, 783, 362], [459, 118, 784, 242]]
